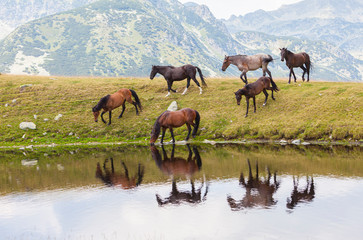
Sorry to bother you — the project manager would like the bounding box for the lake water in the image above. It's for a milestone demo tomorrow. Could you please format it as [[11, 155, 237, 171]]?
[[0, 143, 362, 240]]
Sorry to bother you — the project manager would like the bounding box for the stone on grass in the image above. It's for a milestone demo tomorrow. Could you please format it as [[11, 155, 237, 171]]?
[[292, 139, 301, 145], [19, 122, 36, 130], [167, 101, 178, 111], [54, 114, 63, 120]]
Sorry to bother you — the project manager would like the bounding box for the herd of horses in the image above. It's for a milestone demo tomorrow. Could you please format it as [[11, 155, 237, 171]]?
[[92, 47, 311, 144], [96, 145, 315, 210]]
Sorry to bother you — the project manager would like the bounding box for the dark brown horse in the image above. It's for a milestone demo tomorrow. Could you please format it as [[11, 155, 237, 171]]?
[[96, 158, 144, 189], [92, 88, 142, 125], [280, 48, 311, 83], [150, 144, 208, 206], [150, 64, 207, 97], [234, 76, 279, 117], [222, 54, 273, 84], [287, 176, 315, 210], [227, 159, 280, 211], [150, 108, 200, 144]]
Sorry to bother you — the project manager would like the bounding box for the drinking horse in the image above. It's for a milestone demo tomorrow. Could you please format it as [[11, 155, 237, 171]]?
[[222, 54, 273, 84], [92, 88, 142, 125], [150, 108, 200, 144], [150, 64, 207, 97], [280, 47, 311, 83], [234, 76, 279, 117]]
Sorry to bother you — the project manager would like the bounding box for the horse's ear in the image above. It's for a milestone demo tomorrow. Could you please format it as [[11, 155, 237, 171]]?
[[279, 48, 281, 50]]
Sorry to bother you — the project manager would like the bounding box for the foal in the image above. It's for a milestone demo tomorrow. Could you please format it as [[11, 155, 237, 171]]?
[[92, 88, 142, 125], [234, 76, 279, 117]]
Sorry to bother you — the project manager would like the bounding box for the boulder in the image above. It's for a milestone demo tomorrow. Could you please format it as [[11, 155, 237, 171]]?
[[167, 101, 178, 111]]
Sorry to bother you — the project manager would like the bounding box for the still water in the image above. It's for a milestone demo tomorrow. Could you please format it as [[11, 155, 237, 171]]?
[[0, 143, 362, 240]]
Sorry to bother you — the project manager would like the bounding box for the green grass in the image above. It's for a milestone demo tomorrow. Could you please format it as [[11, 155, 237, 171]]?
[[0, 75, 362, 146]]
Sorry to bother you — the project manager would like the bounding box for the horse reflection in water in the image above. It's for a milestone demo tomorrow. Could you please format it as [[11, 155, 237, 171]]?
[[287, 176, 315, 210], [150, 144, 209, 206], [96, 158, 144, 189], [227, 159, 280, 210]]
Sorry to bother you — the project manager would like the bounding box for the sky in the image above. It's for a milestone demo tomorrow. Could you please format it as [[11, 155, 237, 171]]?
[[179, 0, 303, 19]]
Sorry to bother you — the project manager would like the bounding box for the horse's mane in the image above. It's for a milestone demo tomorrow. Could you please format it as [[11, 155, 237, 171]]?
[[93, 94, 110, 112]]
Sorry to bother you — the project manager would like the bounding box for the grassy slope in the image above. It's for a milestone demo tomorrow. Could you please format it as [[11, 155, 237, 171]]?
[[0, 74, 362, 146]]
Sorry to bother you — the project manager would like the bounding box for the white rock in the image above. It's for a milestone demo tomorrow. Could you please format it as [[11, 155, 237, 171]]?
[[54, 114, 63, 120], [19, 122, 36, 130], [292, 139, 301, 145], [44, 118, 49, 122], [302, 141, 311, 145], [167, 101, 178, 111], [279, 139, 288, 144], [34, 114, 37, 119]]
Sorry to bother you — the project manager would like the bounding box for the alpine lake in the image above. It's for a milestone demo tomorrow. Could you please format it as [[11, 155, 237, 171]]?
[[1, 142, 362, 240]]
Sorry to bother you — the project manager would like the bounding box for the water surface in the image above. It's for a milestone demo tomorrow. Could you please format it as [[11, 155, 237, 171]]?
[[0, 144, 362, 239]]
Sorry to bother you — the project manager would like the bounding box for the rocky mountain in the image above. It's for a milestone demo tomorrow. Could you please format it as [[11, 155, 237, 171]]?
[[223, 0, 363, 61], [0, 0, 245, 76], [0, 0, 98, 39], [0, 0, 361, 81]]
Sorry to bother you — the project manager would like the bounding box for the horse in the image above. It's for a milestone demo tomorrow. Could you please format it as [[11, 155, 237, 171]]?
[[234, 76, 279, 117], [280, 48, 311, 83], [227, 159, 279, 211], [287, 176, 315, 210], [150, 64, 207, 97], [92, 88, 142, 125], [150, 108, 200, 144], [150, 144, 208, 206], [95, 158, 144, 189], [222, 54, 274, 84]]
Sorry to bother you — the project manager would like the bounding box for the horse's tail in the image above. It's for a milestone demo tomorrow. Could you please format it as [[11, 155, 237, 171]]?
[[93, 94, 110, 112], [192, 110, 200, 138], [263, 54, 274, 64], [304, 53, 313, 73], [270, 78, 279, 92], [195, 66, 207, 86], [129, 89, 142, 111]]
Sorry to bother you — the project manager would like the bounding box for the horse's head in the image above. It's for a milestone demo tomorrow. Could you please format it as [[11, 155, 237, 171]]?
[[150, 65, 158, 80], [234, 89, 243, 105], [92, 107, 100, 122], [280, 48, 287, 62], [222, 55, 231, 71]]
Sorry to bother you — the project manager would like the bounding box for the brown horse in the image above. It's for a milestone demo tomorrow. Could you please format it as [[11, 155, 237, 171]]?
[[150, 64, 207, 97], [92, 88, 142, 125], [150, 108, 200, 144], [287, 176, 315, 210], [234, 76, 279, 117], [96, 158, 144, 189], [227, 159, 280, 211], [150, 144, 208, 206], [222, 54, 273, 84], [280, 48, 311, 83]]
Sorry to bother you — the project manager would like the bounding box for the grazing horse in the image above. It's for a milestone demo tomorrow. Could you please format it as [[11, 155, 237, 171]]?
[[280, 48, 311, 83], [150, 144, 208, 206], [150, 108, 200, 144], [150, 64, 207, 97], [227, 159, 280, 211], [287, 176, 315, 210], [96, 158, 144, 189], [234, 76, 279, 117], [92, 88, 142, 125], [222, 54, 274, 84]]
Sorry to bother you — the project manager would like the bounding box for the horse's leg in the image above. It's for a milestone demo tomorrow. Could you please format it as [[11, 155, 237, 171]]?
[[191, 76, 202, 94], [241, 70, 248, 84], [121, 161, 129, 179], [306, 63, 310, 82], [271, 89, 275, 100], [245, 97, 250, 117], [253, 96, 256, 113], [118, 102, 126, 118], [101, 111, 107, 124], [300, 65, 307, 82], [185, 123, 191, 141], [288, 68, 292, 84], [263, 89, 268, 106], [166, 81, 172, 97], [182, 78, 191, 95], [160, 127, 166, 144], [108, 111, 112, 125], [132, 102, 139, 115], [291, 69, 297, 82], [169, 128, 175, 143]]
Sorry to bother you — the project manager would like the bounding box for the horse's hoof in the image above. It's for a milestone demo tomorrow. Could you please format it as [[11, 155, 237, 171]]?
[[245, 115, 248, 118], [263, 103, 266, 106]]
